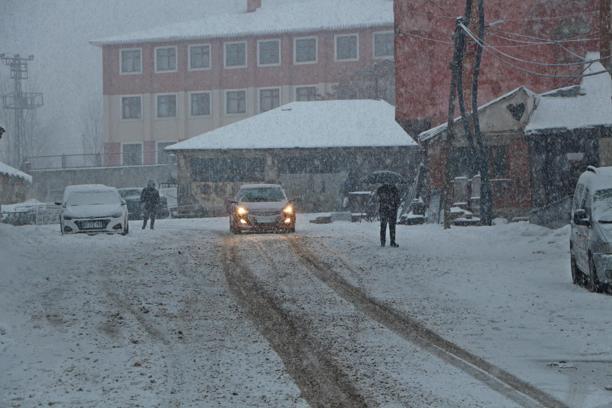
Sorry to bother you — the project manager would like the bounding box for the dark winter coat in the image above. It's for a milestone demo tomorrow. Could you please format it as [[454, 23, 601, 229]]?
[[376, 184, 400, 214], [140, 186, 160, 211]]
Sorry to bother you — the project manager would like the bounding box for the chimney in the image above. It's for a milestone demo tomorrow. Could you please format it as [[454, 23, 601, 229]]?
[[246, 0, 262, 12]]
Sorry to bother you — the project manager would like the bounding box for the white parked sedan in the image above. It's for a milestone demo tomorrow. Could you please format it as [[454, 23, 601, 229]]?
[[58, 184, 129, 235]]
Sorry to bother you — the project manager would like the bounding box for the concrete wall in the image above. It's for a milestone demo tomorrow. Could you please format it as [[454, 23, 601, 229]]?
[[31, 165, 176, 203]]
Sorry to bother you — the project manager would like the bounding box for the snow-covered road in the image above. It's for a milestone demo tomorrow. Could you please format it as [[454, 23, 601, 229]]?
[[1, 217, 611, 407]]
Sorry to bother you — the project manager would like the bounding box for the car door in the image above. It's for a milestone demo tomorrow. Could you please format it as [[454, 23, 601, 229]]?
[[575, 189, 590, 272]]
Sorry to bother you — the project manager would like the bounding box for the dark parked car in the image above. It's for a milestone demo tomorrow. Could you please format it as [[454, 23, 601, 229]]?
[[118, 187, 170, 220]]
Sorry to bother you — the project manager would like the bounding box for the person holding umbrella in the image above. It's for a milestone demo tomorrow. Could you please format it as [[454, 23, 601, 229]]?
[[376, 183, 400, 247], [364, 171, 404, 248]]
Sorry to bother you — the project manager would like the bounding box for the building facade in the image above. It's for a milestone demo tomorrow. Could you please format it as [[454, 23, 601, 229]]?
[[394, 0, 600, 135], [603, 0, 612, 75], [0, 162, 31, 205], [92, 0, 394, 167]]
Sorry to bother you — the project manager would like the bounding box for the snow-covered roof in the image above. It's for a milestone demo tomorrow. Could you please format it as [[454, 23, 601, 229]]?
[[525, 55, 612, 135], [167, 100, 416, 151], [418, 87, 535, 143], [91, 0, 393, 46], [0, 161, 32, 183]]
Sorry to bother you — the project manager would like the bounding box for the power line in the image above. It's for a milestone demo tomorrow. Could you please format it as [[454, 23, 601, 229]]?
[[488, 28, 599, 44], [460, 23, 608, 68]]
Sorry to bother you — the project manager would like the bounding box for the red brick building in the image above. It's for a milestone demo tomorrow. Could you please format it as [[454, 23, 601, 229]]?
[[91, 0, 394, 167], [394, 0, 600, 135], [603, 0, 612, 74]]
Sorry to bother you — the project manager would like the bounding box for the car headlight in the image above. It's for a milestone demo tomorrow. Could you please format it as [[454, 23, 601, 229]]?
[[283, 204, 294, 215], [110, 211, 123, 218], [237, 206, 248, 216], [63, 216, 73, 221]]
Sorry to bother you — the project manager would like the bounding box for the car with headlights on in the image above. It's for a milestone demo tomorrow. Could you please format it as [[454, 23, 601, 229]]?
[[58, 184, 129, 235], [229, 184, 295, 234]]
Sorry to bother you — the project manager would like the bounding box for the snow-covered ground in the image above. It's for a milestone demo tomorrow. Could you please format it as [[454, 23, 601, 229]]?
[[1, 216, 611, 407]]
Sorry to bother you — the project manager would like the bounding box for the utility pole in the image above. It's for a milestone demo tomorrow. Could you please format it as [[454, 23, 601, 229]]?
[[441, 18, 465, 229], [0, 54, 44, 168]]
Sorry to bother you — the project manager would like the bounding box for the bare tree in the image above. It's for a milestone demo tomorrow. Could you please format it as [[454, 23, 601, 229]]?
[[331, 59, 395, 104]]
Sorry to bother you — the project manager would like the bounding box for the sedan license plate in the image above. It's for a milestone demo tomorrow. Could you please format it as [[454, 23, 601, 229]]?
[[83, 221, 104, 229], [255, 216, 277, 224]]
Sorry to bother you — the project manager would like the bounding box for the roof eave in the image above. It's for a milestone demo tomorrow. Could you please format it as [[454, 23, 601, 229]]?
[[90, 22, 393, 47]]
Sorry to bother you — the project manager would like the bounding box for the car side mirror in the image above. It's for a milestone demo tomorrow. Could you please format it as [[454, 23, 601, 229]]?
[[573, 209, 590, 227], [121, 199, 127, 206]]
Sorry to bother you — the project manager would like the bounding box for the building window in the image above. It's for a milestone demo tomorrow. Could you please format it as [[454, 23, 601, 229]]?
[[226, 90, 247, 114], [191, 92, 211, 116], [225, 42, 247, 68], [259, 88, 280, 112], [258, 39, 281, 66], [120, 48, 142, 74], [157, 142, 177, 165], [123, 144, 142, 166], [294, 37, 317, 64], [121, 96, 141, 120], [155, 46, 177, 72], [157, 94, 177, 118], [335, 34, 359, 61], [295, 86, 318, 101], [373, 32, 394, 58], [189, 44, 211, 70]]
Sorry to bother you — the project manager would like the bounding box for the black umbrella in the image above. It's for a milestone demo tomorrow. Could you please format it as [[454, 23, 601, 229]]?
[[363, 170, 406, 185]]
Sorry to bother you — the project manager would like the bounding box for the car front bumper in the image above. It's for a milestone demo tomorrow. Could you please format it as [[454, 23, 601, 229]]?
[[63, 216, 125, 234], [232, 213, 295, 232]]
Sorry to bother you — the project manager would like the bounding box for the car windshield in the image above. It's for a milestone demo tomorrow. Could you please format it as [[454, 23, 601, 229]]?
[[593, 188, 612, 222], [119, 189, 141, 198], [68, 191, 120, 206], [237, 187, 285, 203]]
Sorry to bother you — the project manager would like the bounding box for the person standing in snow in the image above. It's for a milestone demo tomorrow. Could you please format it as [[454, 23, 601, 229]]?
[[376, 183, 400, 247], [140, 180, 160, 230]]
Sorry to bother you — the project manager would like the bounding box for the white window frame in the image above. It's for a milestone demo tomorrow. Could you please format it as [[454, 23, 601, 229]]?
[[121, 142, 144, 166], [155, 93, 178, 119], [294, 85, 318, 102], [334, 33, 359, 62], [372, 31, 394, 59], [188, 44, 212, 71], [258, 87, 281, 113], [119, 48, 142, 75], [189, 91, 212, 117], [224, 89, 248, 115], [257, 39, 281, 67], [156, 141, 178, 165], [293, 36, 318, 65], [154, 46, 178, 73], [224, 41, 248, 69], [120, 95, 143, 121]]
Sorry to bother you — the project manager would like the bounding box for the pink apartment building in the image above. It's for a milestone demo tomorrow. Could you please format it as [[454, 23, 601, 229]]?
[[91, 0, 394, 167]]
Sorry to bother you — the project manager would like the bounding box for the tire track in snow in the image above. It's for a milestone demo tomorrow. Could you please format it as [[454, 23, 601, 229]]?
[[286, 236, 569, 408], [222, 235, 369, 408]]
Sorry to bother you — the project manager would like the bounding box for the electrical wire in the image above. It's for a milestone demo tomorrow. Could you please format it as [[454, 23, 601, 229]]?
[[488, 28, 599, 45], [396, 30, 453, 45], [460, 23, 608, 67], [486, 9, 598, 23]]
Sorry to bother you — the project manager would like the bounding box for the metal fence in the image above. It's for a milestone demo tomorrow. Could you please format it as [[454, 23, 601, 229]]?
[[1, 201, 61, 226]]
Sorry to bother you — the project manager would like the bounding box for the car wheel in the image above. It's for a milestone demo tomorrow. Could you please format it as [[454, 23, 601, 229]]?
[[570, 255, 580, 285], [587, 256, 603, 293]]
